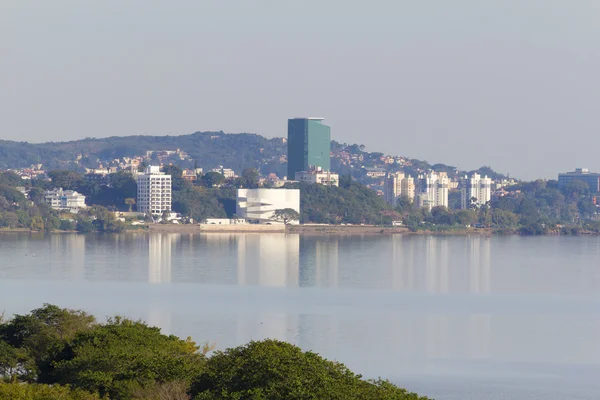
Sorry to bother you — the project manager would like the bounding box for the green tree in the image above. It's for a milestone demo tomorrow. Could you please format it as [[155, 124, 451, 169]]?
[[270, 208, 300, 225], [51, 318, 204, 399], [190, 339, 430, 400], [200, 172, 225, 188], [0, 304, 96, 382], [0, 381, 102, 400], [124, 198, 136, 213]]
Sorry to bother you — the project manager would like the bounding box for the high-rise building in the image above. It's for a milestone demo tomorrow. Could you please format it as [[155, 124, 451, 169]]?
[[416, 171, 449, 210], [558, 168, 600, 193], [137, 166, 172, 215], [287, 118, 331, 179], [384, 172, 415, 205], [461, 173, 492, 209]]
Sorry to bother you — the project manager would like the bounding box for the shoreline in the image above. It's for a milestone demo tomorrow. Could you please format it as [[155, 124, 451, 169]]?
[[1, 225, 599, 236]]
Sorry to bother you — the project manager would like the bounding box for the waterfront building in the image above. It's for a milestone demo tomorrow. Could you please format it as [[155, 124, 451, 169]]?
[[287, 118, 331, 179], [137, 166, 172, 215], [236, 188, 300, 224], [558, 168, 600, 193], [44, 188, 86, 212], [461, 173, 493, 209]]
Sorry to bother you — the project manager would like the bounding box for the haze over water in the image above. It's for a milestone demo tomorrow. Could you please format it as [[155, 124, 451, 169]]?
[[1, 233, 599, 399]]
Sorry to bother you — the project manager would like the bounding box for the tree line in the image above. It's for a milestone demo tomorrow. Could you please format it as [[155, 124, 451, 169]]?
[[0, 304, 431, 400]]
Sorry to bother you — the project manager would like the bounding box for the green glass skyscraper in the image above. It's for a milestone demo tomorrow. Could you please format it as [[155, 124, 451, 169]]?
[[287, 117, 331, 179]]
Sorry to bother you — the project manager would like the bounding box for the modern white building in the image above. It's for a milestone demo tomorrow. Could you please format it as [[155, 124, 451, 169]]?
[[211, 166, 236, 179], [295, 167, 339, 187], [384, 171, 415, 206], [461, 173, 493, 209], [416, 171, 449, 210], [236, 188, 300, 224], [44, 188, 86, 212], [137, 166, 172, 215]]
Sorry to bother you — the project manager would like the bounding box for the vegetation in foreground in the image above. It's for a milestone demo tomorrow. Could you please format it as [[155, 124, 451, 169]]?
[[0, 304, 431, 400]]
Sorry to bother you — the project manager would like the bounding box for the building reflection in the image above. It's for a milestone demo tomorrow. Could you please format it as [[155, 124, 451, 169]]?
[[148, 233, 177, 284], [390, 236, 492, 293], [50, 233, 86, 280], [299, 237, 340, 288], [237, 234, 299, 287]]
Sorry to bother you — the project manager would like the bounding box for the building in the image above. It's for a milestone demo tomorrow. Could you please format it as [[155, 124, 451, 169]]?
[[416, 171, 449, 210], [384, 172, 415, 205], [211, 166, 235, 179], [181, 169, 198, 183], [44, 188, 86, 212], [295, 167, 339, 187], [364, 167, 387, 178], [137, 166, 172, 215], [461, 173, 493, 209], [287, 117, 331, 179], [236, 188, 300, 224], [558, 168, 600, 193]]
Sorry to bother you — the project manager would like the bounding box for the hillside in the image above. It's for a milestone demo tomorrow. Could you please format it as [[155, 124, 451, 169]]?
[[0, 131, 508, 181]]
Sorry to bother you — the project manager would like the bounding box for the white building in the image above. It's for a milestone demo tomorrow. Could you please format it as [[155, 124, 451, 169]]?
[[295, 167, 339, 187], [416, 171, 449, 210], [384, 171, 415, 205], [44, 188, 86, 212], [137, 166, 172, 215], [211, 166, 236, 179], [462, 173, 492, 209], [236, 188, 300, 224]]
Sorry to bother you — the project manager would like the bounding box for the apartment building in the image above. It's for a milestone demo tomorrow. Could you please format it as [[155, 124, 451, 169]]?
[[384, 171, 415, 206], [416, 171, 449, 210], [461, 173, 493, 209], [295, 167, 339, 187], [137, 166, 172, 215]]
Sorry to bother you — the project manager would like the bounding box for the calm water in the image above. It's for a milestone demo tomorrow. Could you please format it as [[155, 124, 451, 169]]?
[[1, 232, 599, 400]]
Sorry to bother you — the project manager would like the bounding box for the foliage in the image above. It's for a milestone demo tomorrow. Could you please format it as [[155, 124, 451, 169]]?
[[0, 381, 102, 400], [51, 318, 204, 399], [0, 304, 96, 382], [190, 339, 430, 400]]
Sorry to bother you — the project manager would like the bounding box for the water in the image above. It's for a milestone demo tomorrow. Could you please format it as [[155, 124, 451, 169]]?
[[1, 232, 599, 400]]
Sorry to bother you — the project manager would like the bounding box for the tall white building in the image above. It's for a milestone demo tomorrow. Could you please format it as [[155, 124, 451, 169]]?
[[461, 173, 492, 209], [236, 188, 300, 224], [416, 171, 449, 210], [384, 171, 415, 206], [44, 188, 86, 212], [137, 166, 172, 215]]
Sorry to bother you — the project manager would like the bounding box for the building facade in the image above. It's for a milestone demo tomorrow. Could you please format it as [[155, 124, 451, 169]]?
[[44, 188, 86, 212], [287, 118, 331, 179], [137, 166, 172, 215], [461, 173, 493, 209], [295, 167, 339, 187], [236, 188, 300, 224], [416, 171, 449, 210], [558, 168, 600, 193], [384, 171, 416, 206]]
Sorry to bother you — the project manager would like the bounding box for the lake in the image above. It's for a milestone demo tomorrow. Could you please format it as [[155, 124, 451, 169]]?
[[1, 232, 599, 400]]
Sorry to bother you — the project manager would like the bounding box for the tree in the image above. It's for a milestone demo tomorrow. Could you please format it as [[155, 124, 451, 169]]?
[[47, 171, 84, 192], [270, 208, 300, 225], [124, 198, 136, 212], [0, 304, 96, 382], [51, 318, 204, 399], [200, 172, 225, 188], [0, 381, 102, 400], [190, 339, 430, 400]]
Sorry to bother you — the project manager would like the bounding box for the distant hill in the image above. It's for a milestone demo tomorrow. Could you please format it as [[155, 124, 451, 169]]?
[[0, 131, 509, 181]]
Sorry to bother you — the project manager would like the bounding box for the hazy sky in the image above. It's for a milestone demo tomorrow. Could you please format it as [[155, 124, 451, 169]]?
[[2, 0, 599, 180]]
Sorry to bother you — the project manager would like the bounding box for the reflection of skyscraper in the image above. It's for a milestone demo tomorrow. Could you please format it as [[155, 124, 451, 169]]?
[[237, 234, 299, 287], [51, 234, 86, 280], [298, 237, 340, 288], [148, 233, 176, 283], [468, 237, 491, 293]]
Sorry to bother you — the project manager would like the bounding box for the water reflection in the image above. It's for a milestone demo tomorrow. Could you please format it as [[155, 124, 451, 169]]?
[[148, 233, 176, 284], [237, 234, 299, 287]]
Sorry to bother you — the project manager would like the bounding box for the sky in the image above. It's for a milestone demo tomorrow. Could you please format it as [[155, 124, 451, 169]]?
[[1, 0, 599, 180]]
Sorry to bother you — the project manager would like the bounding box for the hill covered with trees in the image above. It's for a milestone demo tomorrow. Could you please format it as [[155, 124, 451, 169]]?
[[0, 304, 431, 400]]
